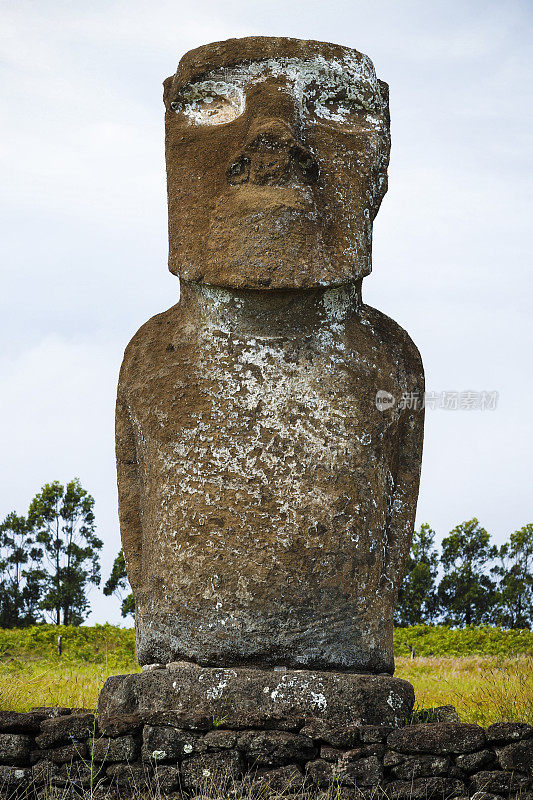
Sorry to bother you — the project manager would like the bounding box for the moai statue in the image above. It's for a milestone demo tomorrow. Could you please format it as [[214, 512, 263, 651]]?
[[116, 37, 424, 677]]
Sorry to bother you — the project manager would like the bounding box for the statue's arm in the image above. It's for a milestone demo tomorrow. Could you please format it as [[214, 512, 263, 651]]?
[[115, 376, 143, 595], [384, 351, 425, 593]]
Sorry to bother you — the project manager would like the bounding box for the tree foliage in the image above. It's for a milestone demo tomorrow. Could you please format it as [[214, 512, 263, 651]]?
[[395, 523, 439, 626], [492, 524, 533, 629], [103, 548, 134, 618], [438, 518, 498, 626], [0, 512, 44, 627], [27, 479, 103, 625]]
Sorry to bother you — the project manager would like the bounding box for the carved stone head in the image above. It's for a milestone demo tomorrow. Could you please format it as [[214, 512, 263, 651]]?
[[163, 37, 390, 289]]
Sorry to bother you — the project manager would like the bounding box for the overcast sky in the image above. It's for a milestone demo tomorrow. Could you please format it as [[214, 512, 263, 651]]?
[[1, 0, 532, 625]]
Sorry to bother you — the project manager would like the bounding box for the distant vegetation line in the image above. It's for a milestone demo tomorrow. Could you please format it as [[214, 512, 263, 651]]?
[[0, 624, 531, 666], [1, 479, 532, 629]]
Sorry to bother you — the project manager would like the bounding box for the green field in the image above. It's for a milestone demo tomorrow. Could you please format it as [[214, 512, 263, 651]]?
[[0, 625, 531, 725]]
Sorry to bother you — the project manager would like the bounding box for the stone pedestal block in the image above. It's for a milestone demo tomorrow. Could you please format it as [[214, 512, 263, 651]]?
[[98, 661, 414, 729]]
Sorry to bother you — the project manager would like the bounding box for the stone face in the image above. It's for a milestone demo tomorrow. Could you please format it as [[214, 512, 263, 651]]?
[[117, 36, 424, 673], [387, 723, 485, 754], [163, 36, 390, 289], [98, 663, 415, 728], [300, 720, 362, 747], [203, 729, 239, 750]]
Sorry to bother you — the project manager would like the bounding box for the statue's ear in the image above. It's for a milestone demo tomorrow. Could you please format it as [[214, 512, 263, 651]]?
[[163, 76, 175, 111]]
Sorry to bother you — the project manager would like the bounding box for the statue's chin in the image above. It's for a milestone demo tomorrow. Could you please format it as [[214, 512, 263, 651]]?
[[202, 190, 326, 288]]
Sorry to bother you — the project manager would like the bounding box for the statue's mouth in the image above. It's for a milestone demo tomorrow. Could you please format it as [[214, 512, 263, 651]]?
[[224, 183, 317, 217]]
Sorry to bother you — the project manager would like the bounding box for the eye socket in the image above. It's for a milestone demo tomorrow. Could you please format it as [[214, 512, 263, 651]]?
[[171, 81, 244, 125], [306, 83, 378, 121]]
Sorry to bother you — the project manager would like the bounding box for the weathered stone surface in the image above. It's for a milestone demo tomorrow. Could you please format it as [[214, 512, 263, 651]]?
[[337, 755, 383, 787], [383, 750, 404, 767], [360, 724, 393, 743], [0, 764, 31, 786], [36, 713, 96, 748], [142, 725, 206, 762], [203, 729, 239, 750], [145, 709, 213, 731], [98, 713, 144, 737], [0, 710, 54, 734], [431, 705, 461, 723], [470, 770, 529, 793], [106, 762, 150, 788], [31, 707, 72, 717], [387, 722, 485, 754], [180, 750, 244, 790], [320, 745, 344, 762], [497, 738, 533, 773], [339, 743, 385, 760], [117, 36, 424, 674], [486, 721, 533, 743], [153, 764, 181, 793], [31, 742, 87, 764], [216, 711, 305, 731], [237, 729, 316, 766], [389, 754, 450, 779], [98, 664, 414, 728], [57, 759, 107, 787], [300, 719, 361, 747], [305, 758, 335, 788], [91, 735, 139, 763], [251, 763, 305, 793], [0, 733, 33, 765], [454, 748, 495, 772], [385, 777, 465, 799], [32, 759, 58, 786]]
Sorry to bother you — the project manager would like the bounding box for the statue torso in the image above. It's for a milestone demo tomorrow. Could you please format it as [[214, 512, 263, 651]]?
[[118, 284, 422, 670]]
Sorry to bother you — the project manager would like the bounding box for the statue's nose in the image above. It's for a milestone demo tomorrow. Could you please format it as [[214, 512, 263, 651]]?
[[227, 82, 318, 186]]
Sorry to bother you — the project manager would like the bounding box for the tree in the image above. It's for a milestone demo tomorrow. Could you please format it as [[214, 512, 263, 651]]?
[[28, 479, 103, 625], [0, 512, 44, 627], [103, 549, 134, 618], [492, 524, 533, 628], [395, 523, 439, 626], [438, 518, 497, 626]]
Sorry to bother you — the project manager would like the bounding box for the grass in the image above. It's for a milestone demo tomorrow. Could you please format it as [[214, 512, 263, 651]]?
[[396, 654, 533, 725], [0, 626, 532, 725]]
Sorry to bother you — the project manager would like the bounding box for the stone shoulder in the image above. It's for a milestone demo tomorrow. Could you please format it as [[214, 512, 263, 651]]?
[[360, 303, 424, 384], [118, 303, 182, 385]]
